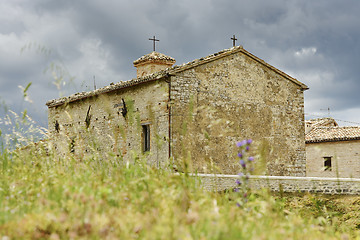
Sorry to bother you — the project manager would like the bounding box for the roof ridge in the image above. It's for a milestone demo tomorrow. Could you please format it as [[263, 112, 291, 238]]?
[[314, 126, 360, 129], [170, 46, 241, 71], [306, 117, 334, 121]]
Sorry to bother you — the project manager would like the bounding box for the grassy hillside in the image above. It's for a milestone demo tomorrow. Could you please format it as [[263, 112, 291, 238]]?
[[0, 147, 359, 239]]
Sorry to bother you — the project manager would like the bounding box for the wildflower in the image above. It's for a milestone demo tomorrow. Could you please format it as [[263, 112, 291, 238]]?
[[235, 139, 255, 208], [239, 159, 246, 168], [236, 140, 247, 147]]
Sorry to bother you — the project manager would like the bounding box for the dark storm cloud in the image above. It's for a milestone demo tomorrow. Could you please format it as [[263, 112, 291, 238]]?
[[1, 0, 360, 128]]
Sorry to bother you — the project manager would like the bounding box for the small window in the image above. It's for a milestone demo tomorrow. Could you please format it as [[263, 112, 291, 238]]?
[[69, 138, 75, 153], [142, 124, 150, 152], [324, 157, 332, 171], [55, 120, 60, 133]]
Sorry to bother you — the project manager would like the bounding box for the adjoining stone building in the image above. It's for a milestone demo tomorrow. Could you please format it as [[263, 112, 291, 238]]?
[[46, 45, 308, 176], [306, 118, 360, 178]]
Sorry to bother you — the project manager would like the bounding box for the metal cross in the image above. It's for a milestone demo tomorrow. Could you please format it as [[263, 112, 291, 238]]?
[[231, 35, 238, 47], [149, 36, 160, 51]]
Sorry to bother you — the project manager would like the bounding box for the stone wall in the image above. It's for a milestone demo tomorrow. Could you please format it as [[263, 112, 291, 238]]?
[[194, 174, 360, 195], [306, 140, 360, 178], [136, 62, 172, 78], [169, 50, 306, 176], [47, 80, 170, 167]]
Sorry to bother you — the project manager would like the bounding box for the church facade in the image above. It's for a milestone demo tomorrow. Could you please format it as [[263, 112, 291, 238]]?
[[46, 46, 308, 176]]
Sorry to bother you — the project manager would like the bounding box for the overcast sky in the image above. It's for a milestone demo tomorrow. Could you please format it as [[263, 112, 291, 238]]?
[[1, 0, 360, 129]]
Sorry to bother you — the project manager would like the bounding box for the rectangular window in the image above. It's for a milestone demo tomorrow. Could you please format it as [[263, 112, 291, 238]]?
[[324, 157, 332, 171], [142, 124, 150, 152]]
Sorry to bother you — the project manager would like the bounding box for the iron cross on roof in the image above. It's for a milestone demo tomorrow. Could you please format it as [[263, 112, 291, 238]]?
[[149, 36, 160, 51], [231, 35, 237, 47]]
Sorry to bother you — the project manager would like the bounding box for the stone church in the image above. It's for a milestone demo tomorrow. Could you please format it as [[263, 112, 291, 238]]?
[[46, 45, 308, 176]]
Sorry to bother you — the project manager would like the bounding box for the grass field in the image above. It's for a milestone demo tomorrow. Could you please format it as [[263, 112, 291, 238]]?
[[0, 147, 359, 239]]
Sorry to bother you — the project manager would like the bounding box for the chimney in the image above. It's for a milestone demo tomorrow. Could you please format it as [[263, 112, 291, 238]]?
[[133, 51, 176, 78]]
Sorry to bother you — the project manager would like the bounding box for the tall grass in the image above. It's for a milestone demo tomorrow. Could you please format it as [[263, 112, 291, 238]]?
[[0, 146, 358, 239]]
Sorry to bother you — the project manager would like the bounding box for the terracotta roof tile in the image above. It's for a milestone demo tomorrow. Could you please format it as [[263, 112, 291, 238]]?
[[306, 126, 360, 143]]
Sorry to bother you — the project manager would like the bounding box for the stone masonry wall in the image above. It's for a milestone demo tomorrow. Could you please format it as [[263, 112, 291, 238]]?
[[48, 80, 170, 166], [170, 51, 306, 176], [306, 140, 360, 178], [136, 63, 172, 78], [195, 174, 360, 195]]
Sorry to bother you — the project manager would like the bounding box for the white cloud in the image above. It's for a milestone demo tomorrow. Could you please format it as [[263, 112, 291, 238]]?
[[294, 47, 317, 57], [66, 38, 121, 90]]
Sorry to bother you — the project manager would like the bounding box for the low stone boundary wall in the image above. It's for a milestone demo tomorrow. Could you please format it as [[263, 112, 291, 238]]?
[[192, 174, 360, 195]]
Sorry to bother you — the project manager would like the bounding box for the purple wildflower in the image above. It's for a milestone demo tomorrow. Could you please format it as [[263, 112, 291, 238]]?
[[239, 159, 246, 168], [236, 140, 247, 147], [235, 139, 254, 208]]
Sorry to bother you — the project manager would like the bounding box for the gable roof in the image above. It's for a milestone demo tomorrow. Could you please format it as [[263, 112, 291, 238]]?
[[306, 126, 360, 143], [46, 45, 308, 108], [169, 46, 308, 90]]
